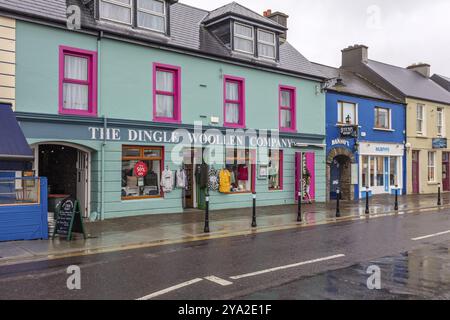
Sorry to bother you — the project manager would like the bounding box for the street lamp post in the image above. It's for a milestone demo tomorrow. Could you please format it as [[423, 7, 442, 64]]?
[[336, 189, 341, 218], [204, 191, 210, 233], [394, 184, 399, 211], [297, 189, 302, 222], [438, 183, 442, 206]]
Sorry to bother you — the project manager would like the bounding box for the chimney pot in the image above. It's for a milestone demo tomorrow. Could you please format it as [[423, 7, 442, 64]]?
[[407, 63, 431, 78], [342, 44, 369, 67]]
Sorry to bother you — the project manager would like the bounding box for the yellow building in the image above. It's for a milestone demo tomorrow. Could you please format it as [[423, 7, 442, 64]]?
[[341, 45, 450, 194], [0, 15, 15, 109]]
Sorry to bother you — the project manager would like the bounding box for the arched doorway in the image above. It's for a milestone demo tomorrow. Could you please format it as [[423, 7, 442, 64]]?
[[327, 147, 356, 201], [31, 142, 91, 218]]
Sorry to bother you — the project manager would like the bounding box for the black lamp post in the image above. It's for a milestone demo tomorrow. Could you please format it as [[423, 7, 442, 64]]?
[[394, 184, 399, 211], [204, 191, 210, 233], [252, 193, 257, 228], [438, 183, 442, 206], [365, 186, 370, 215], [336, 189, 341, 218]]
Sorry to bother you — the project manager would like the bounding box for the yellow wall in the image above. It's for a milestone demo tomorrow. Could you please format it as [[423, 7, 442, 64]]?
[[0, 16, 15, 109], [406, 97, 450, 194]]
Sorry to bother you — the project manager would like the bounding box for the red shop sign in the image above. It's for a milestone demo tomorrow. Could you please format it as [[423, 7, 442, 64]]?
[[134, 161, 148, 177]]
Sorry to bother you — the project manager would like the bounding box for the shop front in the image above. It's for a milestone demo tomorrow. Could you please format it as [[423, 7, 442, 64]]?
[[358, 142, 405, 198], [17, 114, 326, 220]]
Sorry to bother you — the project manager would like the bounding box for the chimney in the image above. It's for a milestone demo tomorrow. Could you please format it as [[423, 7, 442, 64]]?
[[407, 63, 431, 78], [264, 10, 289, 42], [341, 44, 369, 67]]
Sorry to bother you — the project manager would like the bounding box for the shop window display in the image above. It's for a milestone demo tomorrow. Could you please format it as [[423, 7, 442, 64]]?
[[219, 149, 253, 193], [121, 146, 163, 200], [268, 149, 283, 190]]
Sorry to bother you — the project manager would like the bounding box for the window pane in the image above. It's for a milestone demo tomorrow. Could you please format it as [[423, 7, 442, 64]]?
[[63, 83, 89, 110], [234, 37, 254, 53], [390, 157, 397, 186], [112, 0, 131, 4], [143, 149, 162, 158], [137, 12, 165, 32], [123, 148, 141, 157], [342, 102, 355, 124], [370, 157, 375, 187], [138, 0, 164, 13], [258, 30, 275, 44], [64, 55, 88, 81], [235, 24, 253, 38], [225, 103, 240, 124], [258, 43, 276, 58], [100, 1, 132, 24], [156, 94, 174, 118], [156, 70, 174, 92], [362, 156, 369, 187], [269, 150, 281, 190], [122, 157, 161, 198], [376, 108, 389, 128], [376, 157, 384, 186], [281, 109, 291, 128], [281, 90, 291, 107], [226, 81, 239, 101]]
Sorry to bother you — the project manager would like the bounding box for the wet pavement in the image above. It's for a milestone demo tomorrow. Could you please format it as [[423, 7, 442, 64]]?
[[0, 207, 450, 300], [241, 241, 450, 300], [0, 193, 449, 266]]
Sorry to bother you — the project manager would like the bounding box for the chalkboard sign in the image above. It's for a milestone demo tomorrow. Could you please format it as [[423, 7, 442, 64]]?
[[52, 197, 86, 241]]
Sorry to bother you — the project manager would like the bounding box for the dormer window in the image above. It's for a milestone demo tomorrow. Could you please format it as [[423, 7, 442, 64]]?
[[233, 22, 254, 55], [258, 30, 276, 59], [99, 0, 168, 34], [137, 0, 166, 33], [100, 0, 133, 25]]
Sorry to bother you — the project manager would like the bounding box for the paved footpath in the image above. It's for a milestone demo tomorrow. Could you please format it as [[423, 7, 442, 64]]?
[[0, 193, 448, 266]]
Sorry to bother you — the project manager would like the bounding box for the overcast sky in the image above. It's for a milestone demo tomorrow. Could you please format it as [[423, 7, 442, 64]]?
[[182, 0, 450, 76]]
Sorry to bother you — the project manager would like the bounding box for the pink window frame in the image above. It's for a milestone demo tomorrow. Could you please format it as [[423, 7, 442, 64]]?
[[279, 85, 297, 133], [59, 46, 98, 116], [269, 149, 284, 191], [153, 63, 182, 123], [223, 75, 246, 128]]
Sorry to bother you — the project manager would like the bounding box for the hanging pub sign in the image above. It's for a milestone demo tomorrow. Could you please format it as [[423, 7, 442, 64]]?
[[340, 125, 358, 138], [432, 138, 448, 149], [53, 197, 87, 241]]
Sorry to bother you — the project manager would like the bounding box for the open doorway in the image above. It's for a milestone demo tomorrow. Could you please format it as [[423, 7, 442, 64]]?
[[36, 144, 90, 218], [330, 155, 352, 200]]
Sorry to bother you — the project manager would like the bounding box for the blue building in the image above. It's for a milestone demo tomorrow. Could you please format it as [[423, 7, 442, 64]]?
[[313, 63, 406, 201]]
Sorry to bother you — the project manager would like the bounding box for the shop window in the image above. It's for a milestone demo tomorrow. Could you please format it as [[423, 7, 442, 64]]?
[[361, 156, 369, 187], [224, 76, 245, 128], [376, 156, 384, 186], [375, 107, 391, 129], [153, 63, 181, 123], [390, 157, 398, 186], [121, 146, 164, 200], [234, 22, 254, 55], [258, 30, 276, 60], [279, 86, 296, 132], [268, 150, 283, 190], [59, 46, 97, 116], [437, 107, 445, 136], [221, 148, 254, 193], [338, 101, 357, 125], [417, 104, 425, 134], [428, 151, 436, 182]]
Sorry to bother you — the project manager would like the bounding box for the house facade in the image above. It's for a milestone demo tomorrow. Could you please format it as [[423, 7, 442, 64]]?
[[0, 0, 327, 220], [341, 45, 450, 195], [314, 63, 406, 201]]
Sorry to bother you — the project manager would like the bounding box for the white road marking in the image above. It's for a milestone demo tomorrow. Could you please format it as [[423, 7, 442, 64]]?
[[204, 276, 233, 286], [230, 254, 346, 280], [136, 278, 203, 300], [412, 230, 450, 241]]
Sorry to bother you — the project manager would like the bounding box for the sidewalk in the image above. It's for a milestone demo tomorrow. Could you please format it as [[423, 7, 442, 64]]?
[[0, 193, 449, 266]]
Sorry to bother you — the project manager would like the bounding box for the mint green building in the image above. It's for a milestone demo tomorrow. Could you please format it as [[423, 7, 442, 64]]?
[[2, 0, 326, 220]]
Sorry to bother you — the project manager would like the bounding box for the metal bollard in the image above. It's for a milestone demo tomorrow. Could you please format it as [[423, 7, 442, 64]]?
[[252, 193, 257, 228], [394, 185, 399, 211], [336, 189, 341, 218], [204, 192, 210, 233], [365, 186, 370, 215], [297, 190, 302, 222], [438, 183, 442, 206]]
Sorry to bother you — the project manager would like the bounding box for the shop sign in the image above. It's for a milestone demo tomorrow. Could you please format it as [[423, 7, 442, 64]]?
[[340, 125, 358, 138], [331, 138, 350, 147], [359, 143, 404, 156], [134, 161, 148, 177], [432, 138, 447, 149]]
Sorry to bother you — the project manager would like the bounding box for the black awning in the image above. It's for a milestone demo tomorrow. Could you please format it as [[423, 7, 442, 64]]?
[[0, 104, 33, 164]]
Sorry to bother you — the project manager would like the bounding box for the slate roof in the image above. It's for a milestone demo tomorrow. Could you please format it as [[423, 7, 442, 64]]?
[[312, 63, 401, 103], [431, 74, 450, 92], [203, 2, 286, 29], [0, 0, 322, 79], [366, 60, 450, 104]]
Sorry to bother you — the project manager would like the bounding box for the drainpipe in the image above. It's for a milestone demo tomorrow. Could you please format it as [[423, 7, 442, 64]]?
[[98, 31, 106, 221]]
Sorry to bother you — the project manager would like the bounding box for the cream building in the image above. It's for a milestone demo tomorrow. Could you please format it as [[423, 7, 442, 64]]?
[[0, 15, 15, 109], [341, 45, 450, 194]]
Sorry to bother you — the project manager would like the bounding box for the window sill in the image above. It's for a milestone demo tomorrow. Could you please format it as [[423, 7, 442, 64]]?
[[373, 128, 395, 132], [153, 118, 181, 124], [269, 189, 284, 192], [280, 128, 297, 134], [59, 110, 97, 117], [427, 182, 439, 186], [336, 123, 358, 127], [224, 123, 246, 129], [221, 191, 251, 195], [122, 196, 163, 201]]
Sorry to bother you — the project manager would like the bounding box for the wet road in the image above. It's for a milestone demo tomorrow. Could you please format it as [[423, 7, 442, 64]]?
[[1, 209, 450, 300]]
